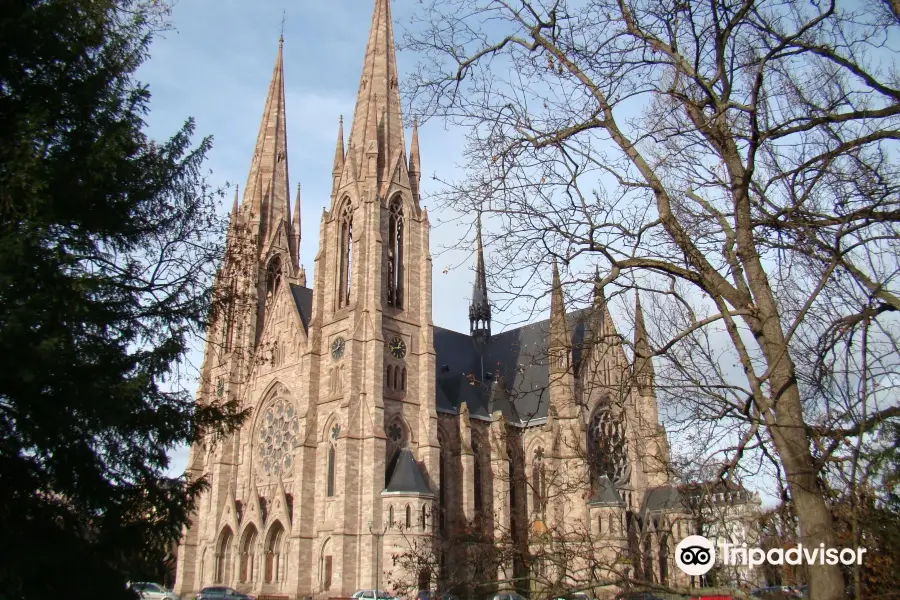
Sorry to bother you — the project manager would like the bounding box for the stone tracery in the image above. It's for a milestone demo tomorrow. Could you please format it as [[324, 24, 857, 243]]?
[[256, 398, 300, 477], [587, 401, 630, 487]]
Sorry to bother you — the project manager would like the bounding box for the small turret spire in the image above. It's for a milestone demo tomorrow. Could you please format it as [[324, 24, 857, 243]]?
[[231, 184, 240, 215], [290, 183, 301, 269], [469, 213, 491, 345], [634, 292, 655, 395], [409, 118, 421, 202], [332, 115, 345, 180], [550, 260, 568, 353]]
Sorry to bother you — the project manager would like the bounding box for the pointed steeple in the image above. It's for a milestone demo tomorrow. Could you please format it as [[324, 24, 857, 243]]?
[[290, 183, 301, 269], [331, 115, 345, 193], [345, 0, 406, 183], [634, 293, 655, 395], [231, 184, 240, 216], [550, 260, 568, 352], [592, 268, 608, 336], [241, 37, 290, 247], [469, 213, 491, 344], [409, 119, 421, 201]]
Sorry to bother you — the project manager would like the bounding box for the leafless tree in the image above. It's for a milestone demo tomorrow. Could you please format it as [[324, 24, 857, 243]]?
[[402, 1, 900, 598]]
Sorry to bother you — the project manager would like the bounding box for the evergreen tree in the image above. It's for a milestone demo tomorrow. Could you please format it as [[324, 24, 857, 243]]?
[[0, 1, 244, 598]]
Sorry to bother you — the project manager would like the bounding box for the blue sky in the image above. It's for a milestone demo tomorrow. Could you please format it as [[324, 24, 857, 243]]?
[[138, 0, 486, 476]]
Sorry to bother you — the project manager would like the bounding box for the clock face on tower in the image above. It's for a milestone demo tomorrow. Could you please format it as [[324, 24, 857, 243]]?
[[331, 336, 346, 360], [388, 336, 407, 360]]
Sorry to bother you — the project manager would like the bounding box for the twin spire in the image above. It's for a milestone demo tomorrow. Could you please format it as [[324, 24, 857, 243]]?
[[235, 36, 299, 268], [344, 0, 406, 183]]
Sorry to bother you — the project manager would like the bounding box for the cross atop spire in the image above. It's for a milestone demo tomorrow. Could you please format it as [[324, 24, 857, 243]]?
[[241, 37, 290, 248], [345, 0, 405, 183]]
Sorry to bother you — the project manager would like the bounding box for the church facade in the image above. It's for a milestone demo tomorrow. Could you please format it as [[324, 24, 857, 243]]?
[[173, 1, 699, 598]]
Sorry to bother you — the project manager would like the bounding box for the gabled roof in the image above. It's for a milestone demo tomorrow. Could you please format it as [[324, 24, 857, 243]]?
[[433, 309, 591, 425], [384, 448, 433, 496], [589, 475, 625, 506], [289, 284, 312, 332], [641, 485, 685, 514]]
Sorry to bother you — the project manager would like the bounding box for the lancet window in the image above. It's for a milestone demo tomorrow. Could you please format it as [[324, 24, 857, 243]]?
[[387, 197, 404, 308], [587, 401, 630, 489], [338, 200, 353, 308], [531, 447, 546, 514]]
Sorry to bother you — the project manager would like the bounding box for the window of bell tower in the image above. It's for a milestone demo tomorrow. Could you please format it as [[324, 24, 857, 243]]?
[[387, 196, 404, 309], [266, 255, 283, 301], [338, 200, 353, 309]]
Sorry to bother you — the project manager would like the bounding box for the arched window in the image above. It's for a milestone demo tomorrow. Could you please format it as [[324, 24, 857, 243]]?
[[659, 534, 669, 585], [473, 438, 484, 514], [421, 504, 427, 530], [587, 401, 630, 492], [320, 538, 333, 591], [405, 504, 412, 528], [239, 525, 258, 583], [642, 535, 654, 583], [327, 423, 339, 497], [389, 505, 394, 527], [215, 526, 233, 584], [531, 448, 546, 513], [266, 255, 283, 301], [387, 197, 404, 308], [385, 419, 407, 485], [609, 513, 615, 535], [264, 521, 285, 583], [401, 368, 406, 391], [338, 200, 353, 308], [394, 367, 399, 389], [386, 365, 392, 389]]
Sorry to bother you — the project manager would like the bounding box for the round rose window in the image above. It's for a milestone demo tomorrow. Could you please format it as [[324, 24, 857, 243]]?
[[256, 399, 299, 476]]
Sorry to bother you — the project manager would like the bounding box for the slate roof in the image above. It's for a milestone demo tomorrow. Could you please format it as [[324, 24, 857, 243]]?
[[289, 284, 312, 332], [433, 310, 591, 425], [589, 475, 625, 506], [286, 283, 594, 426], [641, 485, 685, 515], [384, 448, 433, 496]]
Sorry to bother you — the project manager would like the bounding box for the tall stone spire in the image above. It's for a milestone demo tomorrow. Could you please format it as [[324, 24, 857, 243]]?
[[241, 37, 290, 247], [634, 293, 655, 396], [469, 213, 491, 343], [345, 0, 406, 184]]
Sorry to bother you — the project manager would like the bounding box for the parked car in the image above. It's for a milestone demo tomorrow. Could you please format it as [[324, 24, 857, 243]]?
[[749, 587, 797, 600], [614, 592, 667, 600], [417, 592, 460, 600], [129, 582, 180, 600], [194, 587, 255, 600], [351, 590, 399, 600], [492, 593, 528, 600], [555, 594, 594, 600]]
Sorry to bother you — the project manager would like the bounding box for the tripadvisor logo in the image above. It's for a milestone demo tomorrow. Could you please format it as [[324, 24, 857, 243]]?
[[675, 535, 716, 576], [675, 535, 867, 576]]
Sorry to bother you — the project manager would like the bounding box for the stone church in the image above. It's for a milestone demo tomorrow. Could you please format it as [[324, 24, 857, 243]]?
[[174, 1, 702, 598]]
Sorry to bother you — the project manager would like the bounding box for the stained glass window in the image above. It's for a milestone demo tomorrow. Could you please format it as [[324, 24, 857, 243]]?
[[256, 399, 300, 477]]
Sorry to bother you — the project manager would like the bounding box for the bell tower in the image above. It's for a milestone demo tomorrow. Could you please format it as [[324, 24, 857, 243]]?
[[306, 0, 438, 593]]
